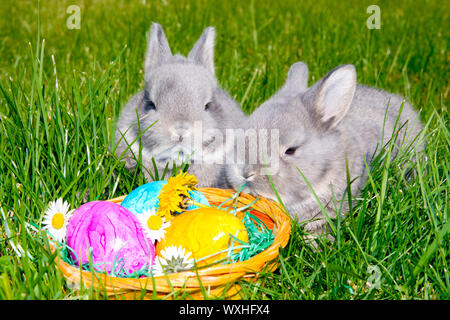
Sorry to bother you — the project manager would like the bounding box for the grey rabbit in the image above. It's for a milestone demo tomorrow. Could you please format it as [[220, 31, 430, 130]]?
[[115, 23, 245, 187], [226, 62, 424, 235]]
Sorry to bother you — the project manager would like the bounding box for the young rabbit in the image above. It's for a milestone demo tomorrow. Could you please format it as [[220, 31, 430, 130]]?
[[115, 23, 245, 187], [226, 62, 424, 234]]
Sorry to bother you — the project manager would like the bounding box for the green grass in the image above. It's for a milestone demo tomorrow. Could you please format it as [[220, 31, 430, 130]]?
[[0, 0, 448, 300]]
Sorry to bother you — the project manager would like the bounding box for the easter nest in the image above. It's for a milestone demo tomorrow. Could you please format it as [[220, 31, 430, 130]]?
[[50, 188, 291, 299]]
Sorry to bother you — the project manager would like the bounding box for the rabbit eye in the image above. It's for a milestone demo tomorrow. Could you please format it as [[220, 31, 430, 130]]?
[[144, 100, 156, 111], [285, 147, 297, 155], [205, 102, 213, 111]]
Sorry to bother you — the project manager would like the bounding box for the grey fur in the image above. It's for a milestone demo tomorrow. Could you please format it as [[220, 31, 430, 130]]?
[[226, 62, 424, 234], [115, 23, 245, 187]]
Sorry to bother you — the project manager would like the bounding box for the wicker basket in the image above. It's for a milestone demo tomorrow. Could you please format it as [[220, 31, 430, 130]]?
[[52, 188, 291, 299]]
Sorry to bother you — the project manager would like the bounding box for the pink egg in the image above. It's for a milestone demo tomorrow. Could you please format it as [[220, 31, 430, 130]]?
[[66, 201, 155, 275]]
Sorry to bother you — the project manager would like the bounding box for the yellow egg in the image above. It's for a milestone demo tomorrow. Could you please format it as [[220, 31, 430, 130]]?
[[156, 208, 248, 266]]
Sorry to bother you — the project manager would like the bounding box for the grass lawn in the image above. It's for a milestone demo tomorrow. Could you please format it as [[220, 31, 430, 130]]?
[[0, 0, 448, 299]]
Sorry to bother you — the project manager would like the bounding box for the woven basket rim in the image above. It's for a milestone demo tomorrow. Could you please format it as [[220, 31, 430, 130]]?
[[52, 187, 291, 297]]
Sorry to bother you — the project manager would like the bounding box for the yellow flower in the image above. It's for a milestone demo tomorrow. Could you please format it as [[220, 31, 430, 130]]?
[[157, 190, 182, 221], [156, 171, 198, 221], [168, 171, 198, 191]]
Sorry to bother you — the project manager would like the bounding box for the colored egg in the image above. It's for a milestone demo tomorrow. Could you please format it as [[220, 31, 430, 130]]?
[[66, 201, 155, 275], [120, 180, 209, 215], [156, 208, 248, 266]]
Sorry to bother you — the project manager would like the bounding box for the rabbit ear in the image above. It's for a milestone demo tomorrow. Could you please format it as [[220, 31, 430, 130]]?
[[306, 64, 356, 129], [144, 23, 172, 81], [279, 62, 309, 95], [188, 27, 216, 76]]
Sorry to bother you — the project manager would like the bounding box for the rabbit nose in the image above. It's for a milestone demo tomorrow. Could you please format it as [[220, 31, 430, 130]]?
[[243, 166, 256, 180], [171, 122, 190, 141], [244, 172, 255, 180], [175, 130, 186, 141]]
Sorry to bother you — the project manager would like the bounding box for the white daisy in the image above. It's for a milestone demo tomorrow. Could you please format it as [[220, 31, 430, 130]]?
[[41, 198, 73, 243], [136, 207, 171, 243], [152, 245, 195, 276]]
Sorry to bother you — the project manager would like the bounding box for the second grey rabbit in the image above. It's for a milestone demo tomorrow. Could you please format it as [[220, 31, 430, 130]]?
[[226, 62, 424, 234], [115, 23, 245, 187]]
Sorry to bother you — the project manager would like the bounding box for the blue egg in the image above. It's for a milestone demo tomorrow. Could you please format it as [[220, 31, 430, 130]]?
[[120, 180, 209, 215]]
